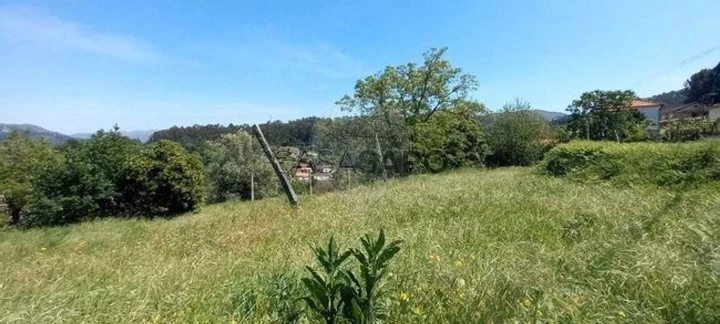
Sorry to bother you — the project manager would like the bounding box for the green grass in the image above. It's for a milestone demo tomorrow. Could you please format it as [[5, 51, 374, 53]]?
[[1, 168, 719, 323], [540, 139, 720, 186]]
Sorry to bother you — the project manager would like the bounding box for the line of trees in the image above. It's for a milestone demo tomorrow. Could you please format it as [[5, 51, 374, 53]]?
[[148, 117, 327, 152]]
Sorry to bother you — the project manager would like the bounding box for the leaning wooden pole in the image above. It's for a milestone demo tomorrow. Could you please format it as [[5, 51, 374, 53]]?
[[375, 132, 387, 180], [252, 124, 298, 206]]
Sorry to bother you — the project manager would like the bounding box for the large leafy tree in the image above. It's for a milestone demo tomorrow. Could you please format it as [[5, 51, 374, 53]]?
[[336, 47, 487, 171], [485, 99, 552, 166], [683, 62, 720, 104], [565, 90, 648, 141], [0, 132, 61, 225], [202, 131, 278, 203]]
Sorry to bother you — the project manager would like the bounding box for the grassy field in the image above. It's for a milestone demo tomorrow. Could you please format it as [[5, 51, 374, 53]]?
[[1, 168, 719, 323]]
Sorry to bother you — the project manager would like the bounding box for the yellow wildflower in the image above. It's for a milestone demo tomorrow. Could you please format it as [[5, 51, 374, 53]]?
[[399, 291, 409, 302], [152, 312, 161, 323], [454, 260, 463, 267], [412, 306, 423, 315], [618, 311, 626, 318], [429, 254, 440, 262], [520, 298, 532, 308], [571, 295, 580, 305]]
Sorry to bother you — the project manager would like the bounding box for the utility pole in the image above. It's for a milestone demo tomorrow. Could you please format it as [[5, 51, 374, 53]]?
[[250, 140, 255, 202], [252, 124, 298, 206], [375, 132, 387, 180]]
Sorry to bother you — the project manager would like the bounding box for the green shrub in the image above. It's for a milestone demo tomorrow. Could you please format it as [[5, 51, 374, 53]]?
[[484, 100, 553, 166], [120, 140, 205, 215], [540, 140, 720, 186]]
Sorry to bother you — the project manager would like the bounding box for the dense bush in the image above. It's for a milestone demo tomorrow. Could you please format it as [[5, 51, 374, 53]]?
[[409, 108, 488, 172], [120, 140, 205, 215], [484, 100, 553, 166], [540, 140, 720, 186], [2, 132, 207, 227]]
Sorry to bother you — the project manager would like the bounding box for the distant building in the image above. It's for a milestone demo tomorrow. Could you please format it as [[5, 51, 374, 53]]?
[[662, 102, 709, 120], [295, 167, 312, 181], [316, 164, 334, 174], [313, 173, 332, 181], [630, 99, 662, 131]]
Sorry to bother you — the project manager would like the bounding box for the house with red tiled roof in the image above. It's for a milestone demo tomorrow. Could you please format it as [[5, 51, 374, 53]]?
[[630, 99, 662, 131]]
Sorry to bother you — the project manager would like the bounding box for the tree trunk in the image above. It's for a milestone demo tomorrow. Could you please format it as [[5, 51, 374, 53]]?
[[10, 207, 20, 225]]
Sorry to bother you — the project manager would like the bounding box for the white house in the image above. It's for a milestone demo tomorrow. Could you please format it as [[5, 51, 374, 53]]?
[[630, 99, 662, 131]]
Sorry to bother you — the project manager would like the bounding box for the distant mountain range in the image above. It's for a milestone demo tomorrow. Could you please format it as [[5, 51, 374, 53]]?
[[0, 124, 155, 143], [0, 124, 74, 144], [70, 130, 155, 142], [530, 109, 567, 122]]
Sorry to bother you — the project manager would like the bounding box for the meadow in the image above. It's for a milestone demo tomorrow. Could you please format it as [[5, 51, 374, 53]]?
[[1, 167, 719, 323]]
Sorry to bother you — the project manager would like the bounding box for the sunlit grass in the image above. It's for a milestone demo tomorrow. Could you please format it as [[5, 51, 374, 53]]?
[[1, 168, 719, 323]]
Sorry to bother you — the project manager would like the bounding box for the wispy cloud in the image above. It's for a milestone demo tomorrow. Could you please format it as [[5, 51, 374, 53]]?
[[198, 28, 367, 79], [0, 7, 165, 63], [285, 42, 367, 79]]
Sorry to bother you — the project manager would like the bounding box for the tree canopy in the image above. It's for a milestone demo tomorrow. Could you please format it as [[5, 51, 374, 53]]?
[[565, 90, 648, 142], [336, 47, 488, 171], [683, 61, 720, 104]]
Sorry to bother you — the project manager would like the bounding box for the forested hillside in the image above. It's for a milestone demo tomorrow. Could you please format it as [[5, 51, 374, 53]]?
[[648, 90, 686, 107], [148, 117, 328, 151], [0, 124, 73, 144]]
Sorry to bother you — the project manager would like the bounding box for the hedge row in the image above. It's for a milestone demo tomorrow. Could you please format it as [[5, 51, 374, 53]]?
[[540, 139, 720, 186]]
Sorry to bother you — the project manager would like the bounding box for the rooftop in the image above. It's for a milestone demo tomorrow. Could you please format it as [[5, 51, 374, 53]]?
[[631, 99, 661, 108]]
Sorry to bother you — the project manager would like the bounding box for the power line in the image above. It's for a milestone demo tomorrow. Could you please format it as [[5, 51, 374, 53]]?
[[629, 42, 720, 88]]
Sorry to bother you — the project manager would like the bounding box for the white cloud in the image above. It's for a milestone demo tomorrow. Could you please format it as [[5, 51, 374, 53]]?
[[0, 7, 164, 62]]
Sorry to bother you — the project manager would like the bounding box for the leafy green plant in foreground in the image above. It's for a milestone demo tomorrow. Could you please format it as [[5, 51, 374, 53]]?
[[302, 236, 352, 324], [302, 230, 402, 324]]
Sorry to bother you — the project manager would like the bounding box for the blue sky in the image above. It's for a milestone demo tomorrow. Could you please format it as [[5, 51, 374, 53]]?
[[1, 0, 719, 134]]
